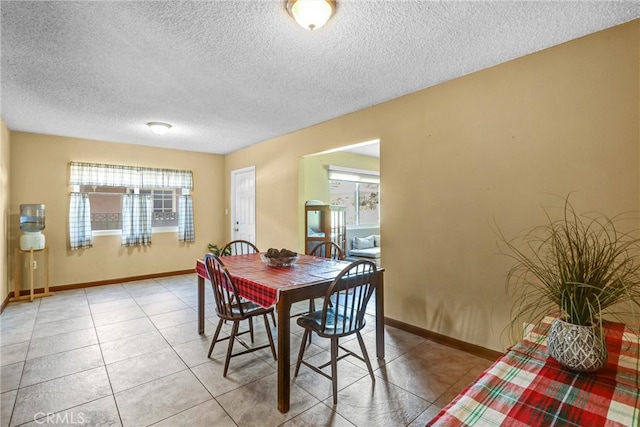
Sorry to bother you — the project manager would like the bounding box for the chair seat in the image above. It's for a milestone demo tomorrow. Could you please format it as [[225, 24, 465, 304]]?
[[217, 301, 273, 321], [297, 310, 366, 337]]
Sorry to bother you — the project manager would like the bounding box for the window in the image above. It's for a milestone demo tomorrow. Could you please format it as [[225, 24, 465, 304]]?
[[328, 166, 380, 226], [140, 189, 180, 227], [80, 187, 181, 231], [80, 186, 125, 231], [69, 162, 194, 249]]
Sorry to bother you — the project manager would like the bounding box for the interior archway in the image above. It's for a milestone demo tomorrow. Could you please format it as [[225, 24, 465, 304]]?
[[298, 140, 381, 264]]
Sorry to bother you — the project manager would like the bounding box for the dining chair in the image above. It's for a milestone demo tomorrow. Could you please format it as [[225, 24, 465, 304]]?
[[221, 239, 259, 256], [305, 241, 346, 323], [309, 241, 346, 261], [220, 239, 277, 328], [204, 253, 277, 377], [293, 259, 378, 404]]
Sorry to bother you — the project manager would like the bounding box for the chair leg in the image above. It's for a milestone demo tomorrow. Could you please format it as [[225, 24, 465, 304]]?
[[208, 318, 225, 358], [248, 317, 254, 343], [356, 331, 375, 381], [270, 310, 276, 327], [263, 313, 277, 360], [294, 329, 310, 377], [223, 321, 239, 377], [330, 337, 339, 405]]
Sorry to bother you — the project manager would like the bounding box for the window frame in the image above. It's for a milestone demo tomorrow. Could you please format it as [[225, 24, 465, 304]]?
[[139, 188, 180, 230], [68, 162, 195, 247], [73, 185, 182, 236]]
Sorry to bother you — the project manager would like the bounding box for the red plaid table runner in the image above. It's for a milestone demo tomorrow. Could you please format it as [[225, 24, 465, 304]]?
[[428, 317, 640, 426], [196, 254, 348, 308]]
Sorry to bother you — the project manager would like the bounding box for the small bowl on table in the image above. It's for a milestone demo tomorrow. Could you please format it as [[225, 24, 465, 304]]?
[[260, 253, 299, 267]]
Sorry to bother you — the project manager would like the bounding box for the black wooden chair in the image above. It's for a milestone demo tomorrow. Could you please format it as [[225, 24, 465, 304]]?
[[221, 240, 260, 256], [221, 239, 276, 328], [309, 241, 346, 261], [294, 259, 378, 404], [306, 241, 346, 317], [204, 253, 277, 377]]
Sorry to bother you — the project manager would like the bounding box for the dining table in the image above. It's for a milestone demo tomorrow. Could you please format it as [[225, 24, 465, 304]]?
[[428, 316, 640, 426], [195, 253, 385, 413]]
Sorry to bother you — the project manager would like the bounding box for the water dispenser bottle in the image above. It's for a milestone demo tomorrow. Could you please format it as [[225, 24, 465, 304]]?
[[19, 204, 46, 250]]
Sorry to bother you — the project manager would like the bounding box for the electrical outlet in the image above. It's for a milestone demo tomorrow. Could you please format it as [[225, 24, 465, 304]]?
[[32, 261, 37, 270]]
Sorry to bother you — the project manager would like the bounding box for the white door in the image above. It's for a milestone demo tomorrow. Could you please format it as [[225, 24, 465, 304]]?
[[231, 166, 256, 244]]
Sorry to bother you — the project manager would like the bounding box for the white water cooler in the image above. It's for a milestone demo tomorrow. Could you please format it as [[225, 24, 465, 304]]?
[[19, 204, 46, 250], [12, 203, 52, 303]]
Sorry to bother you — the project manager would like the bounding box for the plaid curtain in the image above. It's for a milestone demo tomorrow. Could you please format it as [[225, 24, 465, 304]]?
[[70, 162, 193, 189], [69, 193, 93, 250], [121, 194, 152, 246], [178, 195, 195, 242]]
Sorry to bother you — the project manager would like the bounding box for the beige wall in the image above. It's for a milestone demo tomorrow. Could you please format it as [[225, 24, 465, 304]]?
[[9, 133, 225, 289], [226, 20, 640, 351], [1, 118, 10, 302]]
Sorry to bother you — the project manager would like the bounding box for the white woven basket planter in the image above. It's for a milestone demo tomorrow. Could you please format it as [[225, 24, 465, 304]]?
[[547, 318, 608, 373]]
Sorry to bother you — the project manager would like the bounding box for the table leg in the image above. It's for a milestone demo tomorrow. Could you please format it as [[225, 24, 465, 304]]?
[[277, 294, 292, 413], [198, 275, 205, 334], [376, 272, 385, 359]]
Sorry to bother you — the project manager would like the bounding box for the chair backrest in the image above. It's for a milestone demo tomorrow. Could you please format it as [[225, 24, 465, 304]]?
[[310, 241, 346, 260], [204, 253, 245, 320], [320, 259, 377, 336], [221, 240, 259, 256]]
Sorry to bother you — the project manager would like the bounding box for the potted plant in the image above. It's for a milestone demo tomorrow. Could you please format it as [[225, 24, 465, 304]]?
[[498, 196, 640, 372], [208, 243, 231, 256]]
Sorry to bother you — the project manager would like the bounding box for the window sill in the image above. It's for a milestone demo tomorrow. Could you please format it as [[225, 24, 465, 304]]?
[[92, 227, 178, 237], [346, 224, 380, 230]]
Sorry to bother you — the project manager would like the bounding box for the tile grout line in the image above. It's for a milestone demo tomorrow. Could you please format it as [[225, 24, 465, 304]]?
[[8, 298, 40, 427], [108, 279, 214, 426], [87, 286, 126, 427]]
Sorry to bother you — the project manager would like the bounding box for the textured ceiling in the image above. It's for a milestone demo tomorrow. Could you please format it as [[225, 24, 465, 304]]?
[[1, 1, 638, 155]]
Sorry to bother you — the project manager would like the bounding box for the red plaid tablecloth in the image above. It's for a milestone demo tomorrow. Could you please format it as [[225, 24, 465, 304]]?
[[195, 253, 347, 308], [428, 316, 640, 426]]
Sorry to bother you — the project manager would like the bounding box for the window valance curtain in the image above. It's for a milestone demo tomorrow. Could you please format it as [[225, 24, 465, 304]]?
[[69, 162, 193, 190]]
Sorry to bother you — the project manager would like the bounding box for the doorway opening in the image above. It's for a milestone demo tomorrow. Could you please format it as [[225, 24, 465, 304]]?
[[299, 139, 381, 266]]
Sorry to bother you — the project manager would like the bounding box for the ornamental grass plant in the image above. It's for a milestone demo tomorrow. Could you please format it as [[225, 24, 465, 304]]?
[[498, 197, 640, 342]]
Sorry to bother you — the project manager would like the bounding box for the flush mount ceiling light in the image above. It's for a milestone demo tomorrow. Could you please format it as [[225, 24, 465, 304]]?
[[286, 0, 335, 30], [147, 122, 172, 135]]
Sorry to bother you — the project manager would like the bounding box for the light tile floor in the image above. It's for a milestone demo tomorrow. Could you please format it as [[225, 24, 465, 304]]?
[[1, 274, 494, 427]]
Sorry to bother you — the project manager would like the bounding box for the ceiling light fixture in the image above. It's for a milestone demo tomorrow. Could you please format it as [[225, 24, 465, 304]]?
[[147, 122, 172, 135], [286, 0, 335, 31]]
